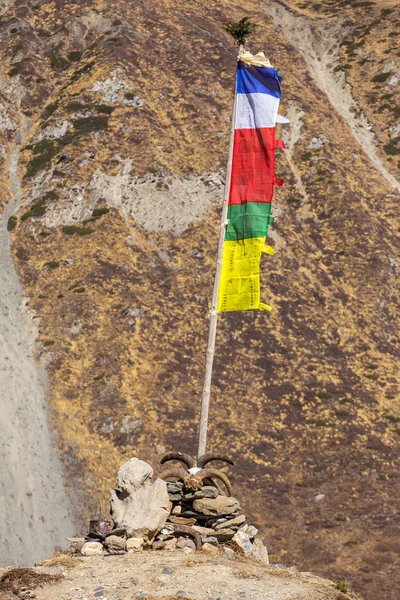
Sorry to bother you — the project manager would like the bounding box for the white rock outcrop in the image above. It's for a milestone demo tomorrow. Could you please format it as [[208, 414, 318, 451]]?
[[110, 457, 169, 540]]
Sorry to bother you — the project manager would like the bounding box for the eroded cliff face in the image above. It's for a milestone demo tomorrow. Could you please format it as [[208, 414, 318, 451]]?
[[0, 0, 399, 596]]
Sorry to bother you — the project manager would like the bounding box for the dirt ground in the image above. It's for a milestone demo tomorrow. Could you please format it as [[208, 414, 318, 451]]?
[[0, 551, 363, 600]]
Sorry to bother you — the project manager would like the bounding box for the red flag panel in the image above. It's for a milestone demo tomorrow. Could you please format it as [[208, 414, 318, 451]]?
[[228, 127, 277, 205]]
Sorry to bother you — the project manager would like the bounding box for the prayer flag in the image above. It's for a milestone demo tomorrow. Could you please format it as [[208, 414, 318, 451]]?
[[218, 54, 286, 313]]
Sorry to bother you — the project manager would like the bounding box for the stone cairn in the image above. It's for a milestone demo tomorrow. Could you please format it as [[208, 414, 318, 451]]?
[[77, 454, 268, 563]]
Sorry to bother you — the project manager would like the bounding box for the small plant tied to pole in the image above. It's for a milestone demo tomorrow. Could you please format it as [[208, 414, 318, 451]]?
[[223, 16, 257, 47]]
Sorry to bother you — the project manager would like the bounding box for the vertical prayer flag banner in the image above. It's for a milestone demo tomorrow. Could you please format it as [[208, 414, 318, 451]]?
[[218, 53, 287, 313]]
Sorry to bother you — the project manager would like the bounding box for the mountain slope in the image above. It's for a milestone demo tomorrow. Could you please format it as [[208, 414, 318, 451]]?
[[0, 0, 399, 598]]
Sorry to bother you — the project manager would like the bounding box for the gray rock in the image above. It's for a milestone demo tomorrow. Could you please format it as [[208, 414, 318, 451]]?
[[166, 482, 183, 493], [214, 514, 245, 530], [80, 541, 103, 556], [183, 492, 196, 500], [110, 458, 170, 540], [193, 496, 240, 517], [162, 567, 174, 574], [176, 538, 196, 550], [201, 486, 219, 499], [104, 535, 127, 554], [232, 531, 252, 555], [168, 493, 182, 502], [251, 538, 269, 564], [202, 536, 218, 544]]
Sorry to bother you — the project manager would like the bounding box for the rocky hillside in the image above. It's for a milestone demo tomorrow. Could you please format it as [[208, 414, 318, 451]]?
[[0, 0, 399, 598]]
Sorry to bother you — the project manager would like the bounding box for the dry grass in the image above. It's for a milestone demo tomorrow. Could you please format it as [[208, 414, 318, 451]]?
[[38, 553, 82, 569], [0, 568, 62, 597]]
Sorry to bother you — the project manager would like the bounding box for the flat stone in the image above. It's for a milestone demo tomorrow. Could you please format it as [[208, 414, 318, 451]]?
[[215, 514, 246, 530], [81, 541, 103, 556], [167, 482, 183, 493], [193, 496, 240, 517], [168, 516, 197, 526], [246, 526, 258, 539], [251, 538, 269, 564], [213, 529, 235, 542], [180, 511, 208, 520], [126, 537, 144, 552], [168, 493, 182, 502], [201, 542, 219, 555], [171, 505, 182, 515], [201, 486, 219, 499], [232, 531, 252, 555], [192, 525, 215, 536], [176, 538, 196, 550], [104, 535, 126, 554]]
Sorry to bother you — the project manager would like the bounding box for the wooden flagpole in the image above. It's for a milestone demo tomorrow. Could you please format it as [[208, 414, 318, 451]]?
[[197, 77, 238, 459]]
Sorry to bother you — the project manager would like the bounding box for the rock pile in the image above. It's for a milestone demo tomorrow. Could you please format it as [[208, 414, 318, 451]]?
[[77, 457, 268, 564], [152, 480, 268, 563]]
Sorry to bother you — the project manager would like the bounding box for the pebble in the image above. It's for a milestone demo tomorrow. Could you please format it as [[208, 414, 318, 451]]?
[[162, 567, 174, 575]]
